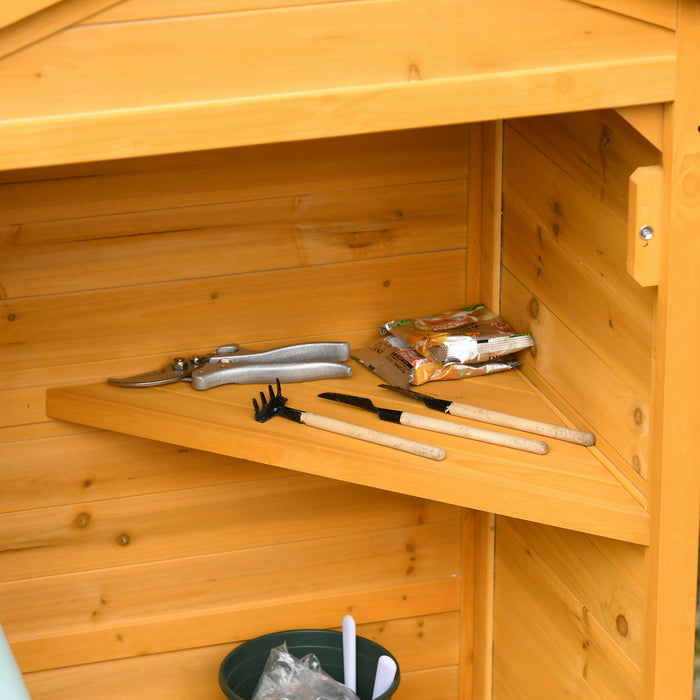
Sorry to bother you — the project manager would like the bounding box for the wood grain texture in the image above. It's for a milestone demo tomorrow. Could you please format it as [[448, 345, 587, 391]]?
[[3, 521, 461, 670], [0, 122, 472, 695], [501, 111, 658, 486], [0, 0, 674, 168], [574, 0, 677, 29], [0, 0, 124, 60], [493, 518, 643, 699], [644, 3, 700, 696], [45, 373, 650, 544], [23, 614, 459, 699]]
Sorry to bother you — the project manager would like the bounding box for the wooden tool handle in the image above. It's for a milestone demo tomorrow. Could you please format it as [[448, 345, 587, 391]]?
[[399, 412, 549, 455], [300, 412, 446, 461], [445, 402, 595, 446]]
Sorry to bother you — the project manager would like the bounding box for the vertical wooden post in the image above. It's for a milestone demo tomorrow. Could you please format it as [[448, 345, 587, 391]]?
[[644, 2, 700, 697], [460, 509, 495, 700], [466, 121, 503, 311]]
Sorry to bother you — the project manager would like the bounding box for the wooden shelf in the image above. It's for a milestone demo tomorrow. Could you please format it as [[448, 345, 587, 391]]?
[[46, 366, 649, 545]]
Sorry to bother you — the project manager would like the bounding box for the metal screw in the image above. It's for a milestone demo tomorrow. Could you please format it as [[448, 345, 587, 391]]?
[[639, 225, 654, 241]]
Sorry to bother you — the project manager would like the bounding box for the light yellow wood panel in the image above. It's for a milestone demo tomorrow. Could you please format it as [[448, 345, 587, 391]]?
[[0, 0, 673, 122], [1, 475, 459, 581], [503, 519, 644, 666], [15, 579, 460, 673], [0, 54, 675, 170], [2, 180, 467, 298], [493, 518, 642, 699], [45, 373, 651, 544], [466, 121, 502, 310], [616, 104, 665, 150], [464, 510, 495, 700], [0, 523, 460, 637], [394, 666, 459, 700], [24, 615, 459, 700], [1, 251, 467, 372], [574, 0, 677, 29], [0, 0, 124, 60], [502, 270, 651, 487], [644, 3, 700, 696], [503, 122, 656, 324], [0, 1, 62, 30], [4, 528, 460, 670], [0, 126, 468, 224], [82, 0, 359, 24], [0, 431, 288, 512], [509, 110, 662, 222], [502, 197, 653, 397], [503, 205, 652, 395], [0, 0, 675, 168]]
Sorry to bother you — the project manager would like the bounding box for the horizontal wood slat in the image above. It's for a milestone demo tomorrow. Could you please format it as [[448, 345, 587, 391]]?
[[0, 0, 674, 168], [23, 613, 459, 699], [3, 521, 461, 670], [1, 0, 673, 123], [2, 180, 466, 298], [0, 431, 289, 514], [0, 127, 468, 223], [2, 251, 467, 373], [1, 473, 458, 581]]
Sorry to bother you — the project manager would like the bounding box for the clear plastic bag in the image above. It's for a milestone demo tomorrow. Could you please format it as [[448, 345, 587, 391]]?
[[252, 643, 360, 700]]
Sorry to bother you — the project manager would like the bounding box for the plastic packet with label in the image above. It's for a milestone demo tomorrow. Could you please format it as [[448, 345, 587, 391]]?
[[381, 305, 533, 364], [352, 334, 521, 388]]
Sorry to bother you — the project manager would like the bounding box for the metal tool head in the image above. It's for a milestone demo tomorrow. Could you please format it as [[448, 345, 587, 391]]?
[[108, 355, 210, 387], [377, 384, 451, 412], [318, 392, 377, 412], [252, 379, 304, 424], [252, 379, 288, 422], [318, 392, 403, 424]]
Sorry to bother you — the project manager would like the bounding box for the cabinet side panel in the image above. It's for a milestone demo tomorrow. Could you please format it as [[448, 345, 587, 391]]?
[[501, 109, 659, 488], [493, 517, 644, 699]]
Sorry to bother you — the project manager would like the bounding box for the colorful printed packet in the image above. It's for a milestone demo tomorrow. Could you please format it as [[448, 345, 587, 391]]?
[[381, 305, 533, 364], [352, 334, 521, 388]]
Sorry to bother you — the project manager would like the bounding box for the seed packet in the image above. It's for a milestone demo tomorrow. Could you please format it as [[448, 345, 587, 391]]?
[[352, 334, 521, 388], [381, 305, 533, 364]]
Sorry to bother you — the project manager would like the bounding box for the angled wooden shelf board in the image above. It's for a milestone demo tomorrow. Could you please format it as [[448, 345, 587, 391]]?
[[46, 367, 650, 545]]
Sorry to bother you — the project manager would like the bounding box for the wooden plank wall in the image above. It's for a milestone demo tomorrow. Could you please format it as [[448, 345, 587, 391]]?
[[0, 125, 472, 699], [493, 518, 645, 698], [500, 109, 661, 493], [495, 109, 658, 698]]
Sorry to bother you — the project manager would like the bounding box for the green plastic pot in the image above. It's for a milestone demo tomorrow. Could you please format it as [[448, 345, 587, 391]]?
[[219, 628, 400, 700]]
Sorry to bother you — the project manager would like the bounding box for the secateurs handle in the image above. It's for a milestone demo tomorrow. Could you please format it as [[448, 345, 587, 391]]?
[[213, 341, 350, 365]]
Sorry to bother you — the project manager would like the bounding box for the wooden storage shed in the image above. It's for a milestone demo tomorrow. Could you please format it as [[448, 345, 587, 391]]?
[[1, 1, 699, 698]]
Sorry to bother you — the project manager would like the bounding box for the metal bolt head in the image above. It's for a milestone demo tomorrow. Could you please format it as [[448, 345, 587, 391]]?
[[639, 225, 654, 241]]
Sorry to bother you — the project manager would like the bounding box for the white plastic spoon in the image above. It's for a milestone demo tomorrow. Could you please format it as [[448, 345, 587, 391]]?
[[371, 655, 397, 699], [342, 614, 356, 693]]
